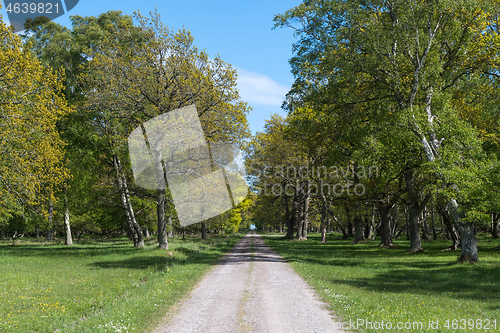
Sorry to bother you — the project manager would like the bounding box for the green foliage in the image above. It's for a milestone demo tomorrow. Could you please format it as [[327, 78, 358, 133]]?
[[9, 9, 251, 242], [0, 13, 72, 213], [269, 0, 500, 246]]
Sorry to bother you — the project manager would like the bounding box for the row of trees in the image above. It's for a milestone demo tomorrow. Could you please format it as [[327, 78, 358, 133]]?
[[246, 0, 500, 262], [0, 7, 252, 247]]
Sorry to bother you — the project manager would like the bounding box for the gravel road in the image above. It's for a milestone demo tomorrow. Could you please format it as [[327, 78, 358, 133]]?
[[153, 232, 347, 333]]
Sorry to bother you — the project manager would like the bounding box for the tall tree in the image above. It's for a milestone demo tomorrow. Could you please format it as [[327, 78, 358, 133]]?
[[83, 10, 250, 248], [0, 13, 72, 218], [22, 15, 131, 245]]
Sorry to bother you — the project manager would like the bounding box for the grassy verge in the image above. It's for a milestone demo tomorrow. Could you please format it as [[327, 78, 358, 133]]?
[[261, 233, 500, 333], [0, 234, 242, 332]]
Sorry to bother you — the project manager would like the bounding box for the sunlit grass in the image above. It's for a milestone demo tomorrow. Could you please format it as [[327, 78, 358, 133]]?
[[0, 234, 242, 332], [262, 233, 500, 333]]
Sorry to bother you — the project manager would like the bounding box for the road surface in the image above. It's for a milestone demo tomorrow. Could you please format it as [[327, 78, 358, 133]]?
[[153, 232, 347, 333]]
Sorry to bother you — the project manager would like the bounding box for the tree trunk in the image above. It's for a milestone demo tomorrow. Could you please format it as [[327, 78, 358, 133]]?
[[64, 191, 72, 246], [350, 163, 365, 244], [201, 222, 207, 239], [407, 204, 423, 252], [405, 166, 428, 253], [347, 221, 353, 237], [391, 202, 399, 236], [330, 212, 348, 239], [296, 207, 304, 239], [320, 195, 327, 243], [289, 195, 298, 239], [296, 183, 305, 240], [157, 188, 168, 248], [345, 205, 353, 238], [416, 91, 478, 261], [439, 206, 460, 250], [149, 148, 168, 249], [144, 226, 150, 239], [292, 195, 298, 238], [167, 215, 173, 238], [422, 207, 431, 241], [365, 205, 375, 239], [394, 225, 406, 239], [431, 205, 437, 240], [492, 213, 499, 239], [448, 199, 478, 262], [47, 199, 53, 241], [125, 220, 135, 242], [378, 203, 394, 248], [284, 195, 294, 239], [405, 207, 410, 240], [113, 154, 144, 248], [301, 180, 310, 240], [353, 215, 365, 244]]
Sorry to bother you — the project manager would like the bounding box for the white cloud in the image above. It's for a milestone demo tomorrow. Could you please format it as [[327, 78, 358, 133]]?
[[234, 66, 290, 106]]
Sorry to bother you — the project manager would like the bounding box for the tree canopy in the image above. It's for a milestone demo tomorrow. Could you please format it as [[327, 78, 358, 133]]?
[[0, 14, 72, 214]]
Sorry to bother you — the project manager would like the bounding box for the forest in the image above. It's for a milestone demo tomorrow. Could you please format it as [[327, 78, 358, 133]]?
[[2, 0, 500, 265], [247, 0, 500, 263], [0, 8, 253, 250]]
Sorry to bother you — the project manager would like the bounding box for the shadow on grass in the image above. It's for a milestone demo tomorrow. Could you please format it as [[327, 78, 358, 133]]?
[[88, 233, 287, 270], [262, 233, 500, 306], [0, 243, 139, 258], [331, 265, 500, 303], [262, 233, 500, 263], [88, 236, 243, 270], [0, 235, 243, 264]]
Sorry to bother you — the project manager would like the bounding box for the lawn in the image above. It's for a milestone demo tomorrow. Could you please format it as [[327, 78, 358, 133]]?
[[0, 234, 242, 332], [262, 233, 500, 333]]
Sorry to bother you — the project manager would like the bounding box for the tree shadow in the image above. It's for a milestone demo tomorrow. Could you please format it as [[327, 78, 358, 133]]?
[[0, 242, 139, 258], [89, 238, 241, 270], [261, 233, 500, 306], [88, 235, 285, 269], [330, 264, 500, 304]]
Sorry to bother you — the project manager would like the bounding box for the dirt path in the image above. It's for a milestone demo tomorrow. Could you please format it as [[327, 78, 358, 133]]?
[[153, 232, 347, 333]]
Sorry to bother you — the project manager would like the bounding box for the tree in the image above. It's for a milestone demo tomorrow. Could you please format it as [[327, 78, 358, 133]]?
[[0, 11, 72, 218], [21, 14, 130, 246], [82, 10, 250, 248]]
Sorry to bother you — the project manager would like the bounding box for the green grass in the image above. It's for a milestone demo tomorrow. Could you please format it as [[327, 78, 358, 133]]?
[[261, 233, 500, 333], [0, 234, 242, 332]]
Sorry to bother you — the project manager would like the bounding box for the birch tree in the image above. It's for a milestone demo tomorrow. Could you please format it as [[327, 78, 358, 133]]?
[[274, 0, 500, 262]]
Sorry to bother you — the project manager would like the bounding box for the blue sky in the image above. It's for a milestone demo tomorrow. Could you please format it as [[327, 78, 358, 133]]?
[[0, 0, 302, 134]]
